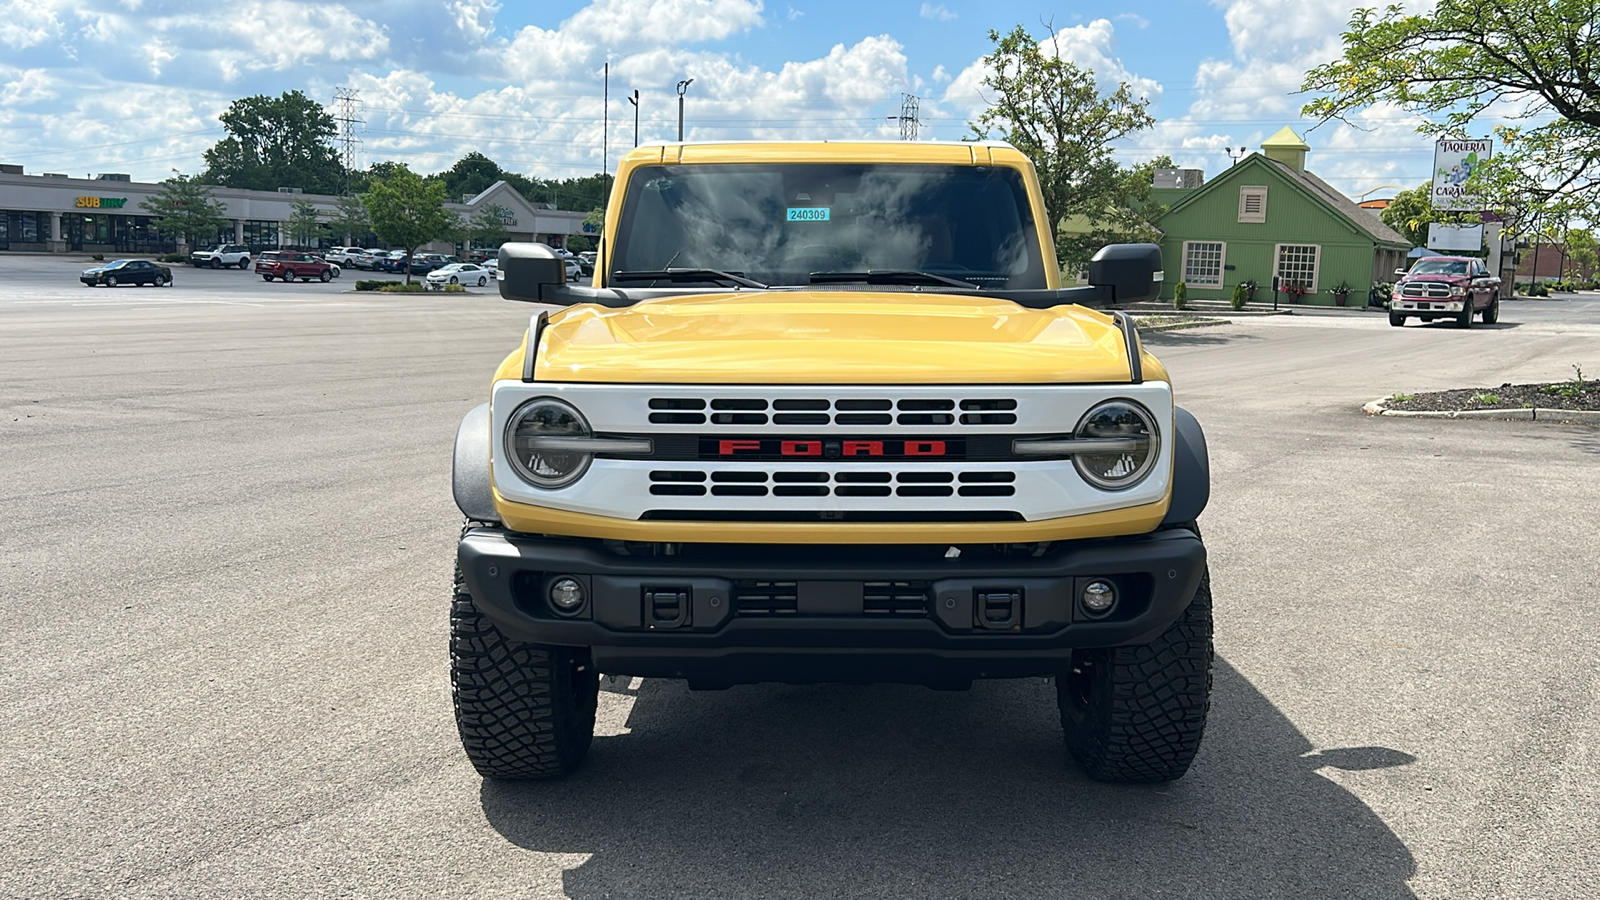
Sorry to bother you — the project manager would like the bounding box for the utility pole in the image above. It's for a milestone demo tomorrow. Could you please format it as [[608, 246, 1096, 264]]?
[[628, 90, 640, 147], [677, 79, 694, 142], [887, 93, 919, 140], [602, 62, 609, 191], [333, 87, 364, 194]]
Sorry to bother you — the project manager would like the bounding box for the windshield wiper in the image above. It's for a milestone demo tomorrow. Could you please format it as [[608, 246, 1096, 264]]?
[[809, 270, 979, 289], [612, 268, 768, 289]]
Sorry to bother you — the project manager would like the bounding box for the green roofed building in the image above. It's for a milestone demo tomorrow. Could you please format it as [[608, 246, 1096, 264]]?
[[1151, 126, 1410, 307]]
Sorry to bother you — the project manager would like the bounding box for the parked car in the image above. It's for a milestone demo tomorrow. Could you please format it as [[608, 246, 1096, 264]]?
[[310, 255, 342, 277], [255, 250, 336, 283], [376, 251, 410, 273], [323, 247, 364, 267], [80, 259, 173, 287], [1389, 256, 1501, 328], [424, 262, 492, 288], [564, 257, 582, 282], [408, 253, 452, 275], [577, 250, 597, 275], [189, 244, 252, 269]]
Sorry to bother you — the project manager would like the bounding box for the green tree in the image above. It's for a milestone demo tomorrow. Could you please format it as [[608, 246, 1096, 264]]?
[[464, 205, 509, 251], [325, 195, 371, 245], [1301, 1, 1600, 229], [1566, 228, 1598, 279], [438, 152, 540, 202], [141, 171, 229, 249], [968, 23, 1158, 272], [361, 165, 454, 283], [286, 198, 327, 248], [202, 90, 346, 194], [1380, 183, 1441, 247]]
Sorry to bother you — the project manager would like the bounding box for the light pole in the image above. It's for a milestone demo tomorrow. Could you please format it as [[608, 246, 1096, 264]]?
[[676, 79, 694, 142], [1225, 146, 1249, 166], [1355, 183, 1404, 203], [628, 90, 640, 147]]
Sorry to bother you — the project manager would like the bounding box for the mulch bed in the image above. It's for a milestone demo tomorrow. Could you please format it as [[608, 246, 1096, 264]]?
[[1386, 377, 1600, 413]]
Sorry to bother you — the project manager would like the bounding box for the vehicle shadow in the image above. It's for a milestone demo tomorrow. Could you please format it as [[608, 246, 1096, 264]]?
[[480, 658, 1419, 898], [1141, 328, 1261, 347]]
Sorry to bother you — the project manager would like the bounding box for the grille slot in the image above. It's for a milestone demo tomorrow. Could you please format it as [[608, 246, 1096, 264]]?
[[736, 581, 798, 615], [650, 470, 706, 482], [864, 581, 932, 616], [711, 484, 768, 496], [649, 484, 706, 496], [649, 412, 706, 424], [648, 396, 1015, 426]]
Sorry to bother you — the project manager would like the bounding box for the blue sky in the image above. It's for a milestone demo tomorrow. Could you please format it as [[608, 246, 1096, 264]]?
[[0, 0, 1459, 199]]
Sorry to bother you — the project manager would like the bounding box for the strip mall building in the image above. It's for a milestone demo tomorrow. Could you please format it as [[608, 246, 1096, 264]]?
[[0, 165, 589, 254]]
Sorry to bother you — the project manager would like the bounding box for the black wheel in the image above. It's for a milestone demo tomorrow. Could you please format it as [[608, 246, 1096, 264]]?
[[238, 258, 250, 269], [1481, 295, 1499, 324], [1389, 312, 1406, 327], [477, 275, 488, 286], [451, 564, 597, 779], [262, 274, 274, 281], [449, 275, 459, 284], [154, 274, 168, 287], [1059, 567, 1213, 783], [210, 257, 222, 269], [106, 275, 118, 287], [319, 269, 332, 283], [282, 269, 295, 283], [1456, 299, 1473, 328]]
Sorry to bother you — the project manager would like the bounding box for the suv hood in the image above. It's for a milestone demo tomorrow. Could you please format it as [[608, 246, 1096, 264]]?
[[533, 291, 1138, 384]]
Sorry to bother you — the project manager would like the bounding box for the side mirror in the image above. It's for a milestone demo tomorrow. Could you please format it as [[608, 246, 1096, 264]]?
[[1087, 243, 1163, 305], [1394, 268, 1409, 277], [498, 242, 567, 303]]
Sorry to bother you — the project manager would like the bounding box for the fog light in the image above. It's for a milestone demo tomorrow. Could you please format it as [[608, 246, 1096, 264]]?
[[1081, 580, 1116, 615], [549, 577, 586, 615]]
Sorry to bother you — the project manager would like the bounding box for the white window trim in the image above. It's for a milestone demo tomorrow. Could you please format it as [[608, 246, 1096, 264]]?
[[1238, 185, 1268, 223], [1274, 243, 1321, 292], [1180, 240, 1226, 288]]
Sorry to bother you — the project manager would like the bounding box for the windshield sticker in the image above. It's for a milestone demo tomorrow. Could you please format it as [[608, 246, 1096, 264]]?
[[786, 207, 831, 222]]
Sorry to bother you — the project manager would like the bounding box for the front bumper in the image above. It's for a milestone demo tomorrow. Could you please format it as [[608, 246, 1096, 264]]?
[[456, 527, 1205, 686], [1391, 297, 1465, 313]]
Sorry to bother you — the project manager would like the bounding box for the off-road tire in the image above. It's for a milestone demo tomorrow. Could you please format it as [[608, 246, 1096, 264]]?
[[1481, 296, 1499, 324], [1456, 300, 1473, 328], [1389, 312, 1406, 327], [1059, 566, 1213, 783], [210, 257, 222, 269], [451, 564, 598, 779], [238, 258, 250, 269]]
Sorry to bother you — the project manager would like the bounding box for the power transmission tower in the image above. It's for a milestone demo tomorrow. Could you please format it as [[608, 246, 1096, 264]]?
[[333, 87, 364, 194], [888, 93, 919, 141]]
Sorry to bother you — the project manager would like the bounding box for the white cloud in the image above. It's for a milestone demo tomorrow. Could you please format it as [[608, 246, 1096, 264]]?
[[919, 3, 955, 22], [939, 18, 1160, 124]]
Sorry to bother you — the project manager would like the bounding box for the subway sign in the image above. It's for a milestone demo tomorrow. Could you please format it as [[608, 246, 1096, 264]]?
[[75, 196, 128, 209]]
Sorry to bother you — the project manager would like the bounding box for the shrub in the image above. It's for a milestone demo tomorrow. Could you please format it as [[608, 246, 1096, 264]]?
[[376, 282, 425, 293], [1173, 281, 1187, 310], [442, 283, 466, 293], [1470, 393, 1501, 405], [356, 279, 398, 291], [1230, 282, 1250, 310], [159, 253, 188, 263], [92, 253, 104, 261]]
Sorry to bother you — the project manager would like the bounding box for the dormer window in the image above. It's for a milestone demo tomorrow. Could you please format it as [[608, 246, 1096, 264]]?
[[1238, 186, 1268, 223]]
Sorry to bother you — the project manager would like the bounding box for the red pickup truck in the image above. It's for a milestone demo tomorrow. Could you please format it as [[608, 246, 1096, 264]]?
[[1389, 256, 1501, 328], [255, 251, 336, 283]]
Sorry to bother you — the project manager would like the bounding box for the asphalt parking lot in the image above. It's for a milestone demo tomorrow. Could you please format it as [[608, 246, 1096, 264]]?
[[2, 253, 1598, 898]]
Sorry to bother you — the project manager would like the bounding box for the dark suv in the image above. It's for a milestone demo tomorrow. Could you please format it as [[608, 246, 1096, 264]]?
[[255, 251, 336, 283]]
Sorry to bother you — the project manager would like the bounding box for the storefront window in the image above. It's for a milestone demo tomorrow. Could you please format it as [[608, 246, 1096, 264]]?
[[243, 220, 279, 252]]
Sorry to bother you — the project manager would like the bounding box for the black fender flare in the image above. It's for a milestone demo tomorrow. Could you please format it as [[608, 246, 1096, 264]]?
[[1161, 406, 1210, 527], [452, 403, 500, 523]]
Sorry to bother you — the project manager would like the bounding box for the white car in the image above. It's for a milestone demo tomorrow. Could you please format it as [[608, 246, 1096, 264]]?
[[323, 246, 364, 267], [425, 262, 492, 288]]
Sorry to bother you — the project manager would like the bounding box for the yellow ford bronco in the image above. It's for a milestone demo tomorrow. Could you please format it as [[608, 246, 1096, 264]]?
[[451, 141, 1212, 783]]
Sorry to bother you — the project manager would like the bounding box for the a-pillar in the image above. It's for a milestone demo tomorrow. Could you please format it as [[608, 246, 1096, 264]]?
[[47, 211, 65, 253]]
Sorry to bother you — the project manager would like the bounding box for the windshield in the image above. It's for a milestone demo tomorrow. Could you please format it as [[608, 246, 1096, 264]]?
[[1410, 259, 1470, 275], [609, 163, 1047, 289]]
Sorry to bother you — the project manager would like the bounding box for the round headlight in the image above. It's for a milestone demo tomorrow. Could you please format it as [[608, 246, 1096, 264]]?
[[1072, 400, 1160, 491], [504, 398, 593, 488]]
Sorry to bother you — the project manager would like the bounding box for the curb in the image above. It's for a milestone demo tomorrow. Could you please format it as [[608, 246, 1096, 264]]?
[[1132, 317, 1231, 333], [1365, 397, 1600, 424]]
